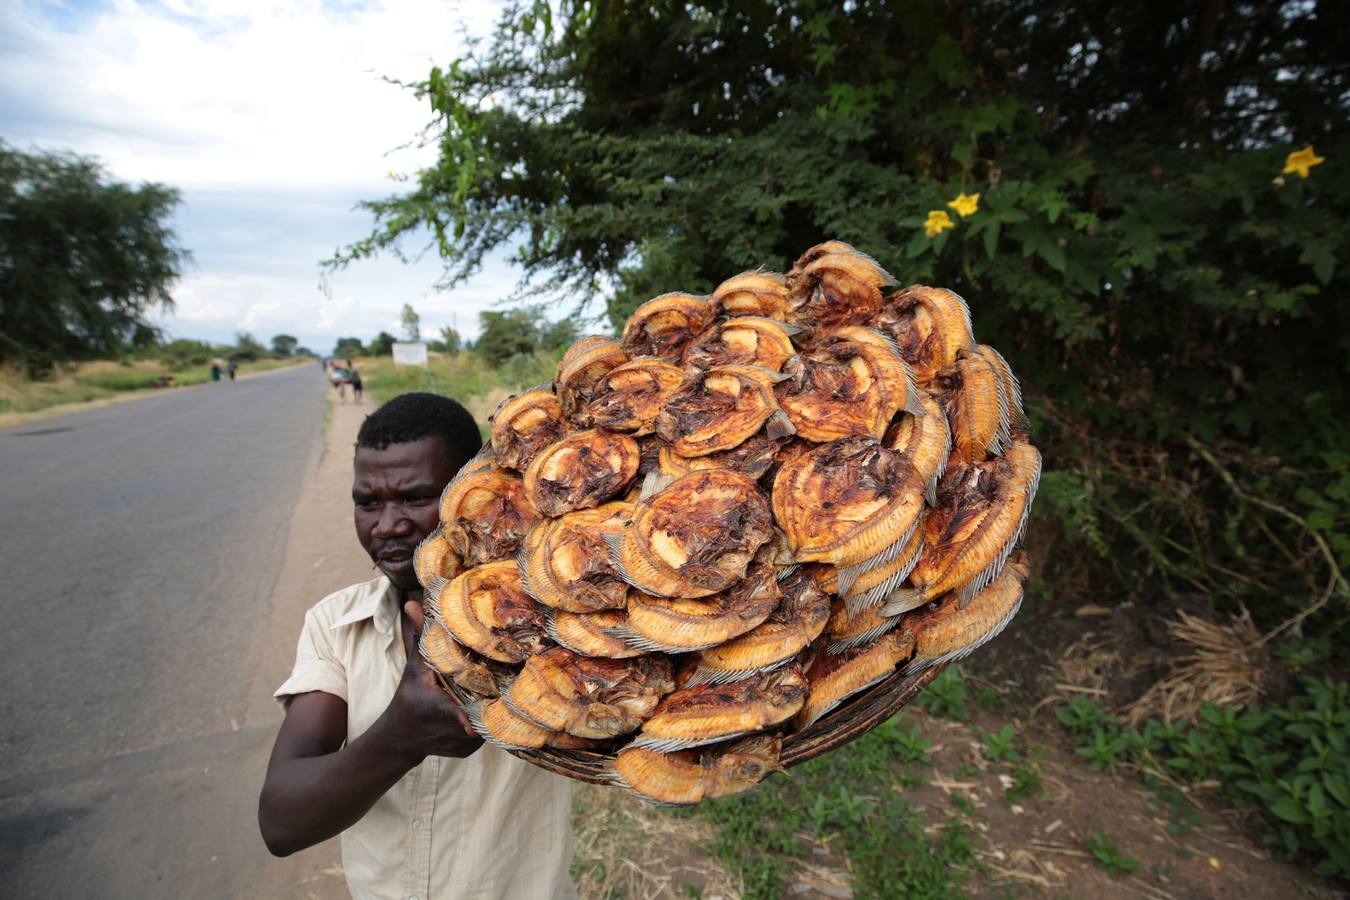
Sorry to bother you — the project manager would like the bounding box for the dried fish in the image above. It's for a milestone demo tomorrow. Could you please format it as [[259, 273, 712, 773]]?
[[439, 463, 541, 567], [684, 316, 800, 372], [582, 357, 687, 435], [414, 526, 463, 591], [777, 327, 922, 443], [609, 469, 773, 598], [656, 365, 792, 457], [545, 608, 646, 659], [708, 271, 791, 321], [556, 336, 629, 419], [632, 665, 807, 751], [885, 438, 1040, 612], [772, 438, 925, 571], [907, 551, 1029, 672], [519, 501, 633, 613], [433, 560, 549, 664], [622, 292, 710, 361], [874, 285, 974, 385], [503, 647, 674, 739], [688, 569, 830, 685], [785, 242, 896, 334], [612, 735, 785, 806], [523, 428, 641, 517], [795, 629, 916, 728], [490, 387, 567, 471], [615, 563, 780, 652]]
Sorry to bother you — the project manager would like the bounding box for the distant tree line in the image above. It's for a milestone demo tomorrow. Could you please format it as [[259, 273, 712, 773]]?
[[332, 305, 576, 366]]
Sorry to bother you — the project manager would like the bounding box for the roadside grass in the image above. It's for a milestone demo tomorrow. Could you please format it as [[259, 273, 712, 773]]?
[[0, 357, 303, 415], [360, 349, 564, 440], [683, 714, 978, 899]]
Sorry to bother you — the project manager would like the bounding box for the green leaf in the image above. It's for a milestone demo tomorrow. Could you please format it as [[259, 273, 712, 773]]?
[[1039, 239, 1067, 273], [1298, 244, 1336, 285], [1039, 191, 1070, 224], [1270, 798, 1310, 825], [983, 219, 1001, 259]]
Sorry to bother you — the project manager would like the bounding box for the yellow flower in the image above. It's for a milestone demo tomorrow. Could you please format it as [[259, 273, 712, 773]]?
[[924, 210, 955, 237], [948, 192, 980, 217], [1282, 146, 1325, 178]]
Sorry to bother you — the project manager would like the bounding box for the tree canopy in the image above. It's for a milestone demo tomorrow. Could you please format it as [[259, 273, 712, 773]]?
[[270, 334, 299, 357], [368, 331, 398, 355], [401, 303, 421, 341], [337, 1, 1350, 636], [1, 142, 190, 372], [334, 336, 365, 359]]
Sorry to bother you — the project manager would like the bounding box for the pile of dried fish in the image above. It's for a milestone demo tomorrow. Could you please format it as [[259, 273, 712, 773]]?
[[415, 241, 1041, 806]]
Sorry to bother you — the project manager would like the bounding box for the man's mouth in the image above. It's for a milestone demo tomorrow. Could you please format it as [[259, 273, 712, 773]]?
[[377, 546, 414, 564]]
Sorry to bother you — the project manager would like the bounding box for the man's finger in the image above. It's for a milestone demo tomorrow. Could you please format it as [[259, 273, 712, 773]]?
[[449, 703, 477, 736], [401, 599, 424, 665]]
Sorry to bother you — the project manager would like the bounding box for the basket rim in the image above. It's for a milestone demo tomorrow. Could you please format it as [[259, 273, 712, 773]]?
[[436, 661, 947, 785]]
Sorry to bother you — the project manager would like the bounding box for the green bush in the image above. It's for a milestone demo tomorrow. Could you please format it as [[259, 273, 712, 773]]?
[[157, 338, 216, 369], [74, 369, 162, 391], [1056, 679, 1350, 878]]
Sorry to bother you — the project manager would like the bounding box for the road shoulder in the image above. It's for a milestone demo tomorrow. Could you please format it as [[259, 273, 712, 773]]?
[[244, 391, 376, 897]]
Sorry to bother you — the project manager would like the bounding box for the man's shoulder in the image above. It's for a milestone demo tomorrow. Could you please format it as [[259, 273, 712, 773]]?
[[304, 575, 393, 628]]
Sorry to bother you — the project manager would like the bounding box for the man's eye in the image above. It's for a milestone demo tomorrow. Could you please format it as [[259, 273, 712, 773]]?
[[408, 497, 436, 507], [357, 500, 381, 511]]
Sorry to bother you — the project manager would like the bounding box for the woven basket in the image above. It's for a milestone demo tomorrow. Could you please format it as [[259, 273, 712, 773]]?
[[437, 662, 946, 784]]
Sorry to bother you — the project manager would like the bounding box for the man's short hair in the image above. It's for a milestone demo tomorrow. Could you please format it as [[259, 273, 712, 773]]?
[[355, 392, 482, 462]]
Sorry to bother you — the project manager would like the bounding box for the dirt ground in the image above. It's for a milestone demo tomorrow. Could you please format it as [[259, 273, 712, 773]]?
[[570, 571, 1344, 900]]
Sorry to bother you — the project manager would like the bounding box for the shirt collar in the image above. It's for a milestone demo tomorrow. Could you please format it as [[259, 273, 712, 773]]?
[[330, 575, 400, 635]]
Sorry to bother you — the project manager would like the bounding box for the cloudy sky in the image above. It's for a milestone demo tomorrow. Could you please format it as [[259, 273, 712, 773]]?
[[1, 0, 541, 352]]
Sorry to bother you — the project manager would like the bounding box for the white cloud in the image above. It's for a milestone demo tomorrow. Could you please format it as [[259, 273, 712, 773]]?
[[5, 0, 499, 190], [1, 0, 552, 354]]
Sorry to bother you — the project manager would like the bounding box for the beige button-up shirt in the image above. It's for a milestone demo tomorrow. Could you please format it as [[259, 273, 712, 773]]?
[[275, 576, 576, 900]]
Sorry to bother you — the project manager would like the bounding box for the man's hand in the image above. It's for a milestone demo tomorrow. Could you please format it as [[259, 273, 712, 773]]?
[[260, 598, 483, 857], [386, 599, 483, 763]]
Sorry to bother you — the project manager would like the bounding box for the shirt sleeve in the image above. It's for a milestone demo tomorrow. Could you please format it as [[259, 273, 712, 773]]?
[[274, 606, 349, 709]]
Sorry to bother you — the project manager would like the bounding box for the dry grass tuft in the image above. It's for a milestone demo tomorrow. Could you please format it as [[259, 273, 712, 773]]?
[[571, 783, 740, 900], [467, 386, 515, 431], [979, 846, 1069, 891], [1124, 608, 1268, 725], [1036, 631, 1123, 712]]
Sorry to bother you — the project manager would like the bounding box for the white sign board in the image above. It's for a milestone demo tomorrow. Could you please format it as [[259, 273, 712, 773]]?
[[392, 342, 428, 367]]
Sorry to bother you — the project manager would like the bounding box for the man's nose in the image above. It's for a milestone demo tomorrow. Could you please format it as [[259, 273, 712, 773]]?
[[372, 504, 413, 538]]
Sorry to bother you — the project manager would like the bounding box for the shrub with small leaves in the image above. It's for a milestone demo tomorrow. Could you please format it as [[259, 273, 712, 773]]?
[[1056, 679, 1350, 878]]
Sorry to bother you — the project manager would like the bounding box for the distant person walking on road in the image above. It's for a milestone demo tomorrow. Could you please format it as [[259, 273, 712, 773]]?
[[328, 362, 350, 403], [210, 362, 221, 383], [348, 365, 363, 404], [227, 360, 238, 382]]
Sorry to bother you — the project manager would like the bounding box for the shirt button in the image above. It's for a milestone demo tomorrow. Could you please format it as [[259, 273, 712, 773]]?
[[411, 819, 423, 831]]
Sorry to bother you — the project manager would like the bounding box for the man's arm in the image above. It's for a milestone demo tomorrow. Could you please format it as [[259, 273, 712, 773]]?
[[258, 600, 481, 857]]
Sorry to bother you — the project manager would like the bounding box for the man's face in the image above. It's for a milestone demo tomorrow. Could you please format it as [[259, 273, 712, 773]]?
[[353, 435, 465, 593]]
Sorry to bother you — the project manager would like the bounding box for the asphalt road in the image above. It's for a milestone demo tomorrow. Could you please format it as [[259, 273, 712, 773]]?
[[0, 365, 333, 898]]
